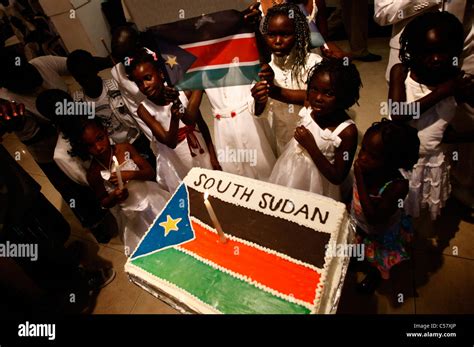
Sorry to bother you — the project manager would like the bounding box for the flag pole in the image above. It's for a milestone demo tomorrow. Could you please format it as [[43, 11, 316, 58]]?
[[101, 37, 117, 66]]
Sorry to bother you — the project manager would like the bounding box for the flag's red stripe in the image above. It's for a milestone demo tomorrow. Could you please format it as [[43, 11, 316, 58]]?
[[179, 221, 320, 305], [183, 37, 260, 70]]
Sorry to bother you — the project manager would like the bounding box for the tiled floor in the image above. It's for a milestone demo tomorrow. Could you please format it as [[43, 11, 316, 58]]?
[[3, 37, 473, 314]]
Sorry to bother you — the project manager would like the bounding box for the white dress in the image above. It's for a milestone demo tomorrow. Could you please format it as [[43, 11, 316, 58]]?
[[205, 85, 276, 180], [142, 92, 213, 192], [400, 72, 456, 220], [268, 51, 322, 155], [103, 158, 170, 256], [269, 107, 354, 201]]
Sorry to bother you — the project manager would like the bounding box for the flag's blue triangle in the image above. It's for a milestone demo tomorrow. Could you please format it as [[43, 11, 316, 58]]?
[[131, 184, 194, 259], [156, 39, 196, 86]]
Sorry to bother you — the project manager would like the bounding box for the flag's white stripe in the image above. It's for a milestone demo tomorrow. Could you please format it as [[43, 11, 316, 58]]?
[[179, 32, 255, 49], [187, 60, 260, 73]]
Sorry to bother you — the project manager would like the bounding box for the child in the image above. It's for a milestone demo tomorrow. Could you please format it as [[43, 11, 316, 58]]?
[[254, 3, 322, 155], [36, 89, 90, 186], [388, 11, 473, 219], [126, 48, 219, 192], [66, 117, 170, 256], [352, 119, 420, 293], [67, 49, 155, 167], [269, 58, 360, 201]]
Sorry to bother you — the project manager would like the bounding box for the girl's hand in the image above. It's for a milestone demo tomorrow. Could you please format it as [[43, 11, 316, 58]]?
[[242, 2, 261, 24], [112, 187, 129, 203], [163, 86, 180, 105], [321, 42, 349, 60], [0, 100, 26, 132], [251, 81, 270, 105], [454, 73, 474, 105], [109, 171, 134, 186], [258, 63, 274, 85], [437, 71, 465, 98], [294, 126, 317, 152], [170, 101, 184, 120]]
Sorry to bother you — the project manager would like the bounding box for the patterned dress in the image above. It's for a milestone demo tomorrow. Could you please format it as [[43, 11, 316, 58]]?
[[351, 177, 413, 279]]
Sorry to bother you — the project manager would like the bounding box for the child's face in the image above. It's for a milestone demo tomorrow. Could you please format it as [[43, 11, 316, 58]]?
[[357, 130, 385, 172], [264, 14, 296, 57], [307, 71, 338, 117], [82, 122, 110, 157], [412, 28, 459, 84], [131, 62, 165, 100]]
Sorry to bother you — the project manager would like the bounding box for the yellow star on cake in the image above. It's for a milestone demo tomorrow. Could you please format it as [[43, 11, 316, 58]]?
[[159, 215, 182, 237], [165, 55, 178, 69]]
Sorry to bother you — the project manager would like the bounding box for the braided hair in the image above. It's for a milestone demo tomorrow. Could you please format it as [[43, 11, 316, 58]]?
[[366, 118, 420, 171], [306, 58, 362, 110], [262, 3, 310, 85], [399, 11, 464, 68], [124, 47, 163, 78]]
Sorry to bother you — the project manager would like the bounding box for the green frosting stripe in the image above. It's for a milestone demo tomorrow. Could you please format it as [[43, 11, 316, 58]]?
[[131, 248, 311, 314]]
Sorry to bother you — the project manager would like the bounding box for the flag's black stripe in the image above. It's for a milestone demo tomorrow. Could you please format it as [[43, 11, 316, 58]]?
[[188, 187, 330, 269], [146, 10, 254, 46]]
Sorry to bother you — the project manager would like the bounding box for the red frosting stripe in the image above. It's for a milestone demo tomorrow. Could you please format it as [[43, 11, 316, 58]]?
[[183, 36, 259, 71], [178, 221, 321, 305]]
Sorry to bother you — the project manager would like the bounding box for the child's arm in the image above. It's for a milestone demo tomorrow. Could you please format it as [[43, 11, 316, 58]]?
[[294, 123, 358, 185], [269, 86, 307, 106], [354, 160, 408, 225], [389, 63, 461, 121], [137, 103, 181, 149], [87, 164, 128, 208], [251, 80, 270, 115], [180, 90, 204, 124], [109, 143, 155, 185], [195, 113, 222, 170]]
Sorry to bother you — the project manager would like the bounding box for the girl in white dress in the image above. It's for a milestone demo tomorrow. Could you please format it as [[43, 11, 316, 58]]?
[[388, 12, 472, 219], [126, 48, 219, 192], [67, 117, 170, 256], [269, 58, 360, 201], [253, 3, 322, 155]]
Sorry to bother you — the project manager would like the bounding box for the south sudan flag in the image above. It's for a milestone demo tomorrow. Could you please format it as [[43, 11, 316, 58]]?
[[146, 10, 261, 90]]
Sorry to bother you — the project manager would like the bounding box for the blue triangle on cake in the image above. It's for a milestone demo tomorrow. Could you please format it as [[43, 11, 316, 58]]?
[[131, 183, 195, 259]]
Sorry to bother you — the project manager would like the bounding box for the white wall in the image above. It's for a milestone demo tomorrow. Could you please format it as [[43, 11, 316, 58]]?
[[39, 0, 111, 56]]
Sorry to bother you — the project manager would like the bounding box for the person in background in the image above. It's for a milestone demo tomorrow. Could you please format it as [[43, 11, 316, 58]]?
[[374, 0, 474, 210]]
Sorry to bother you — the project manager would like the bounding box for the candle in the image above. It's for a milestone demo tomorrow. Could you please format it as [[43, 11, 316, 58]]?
[[112, 155, 124, 190], [203, 191, 227, 244]]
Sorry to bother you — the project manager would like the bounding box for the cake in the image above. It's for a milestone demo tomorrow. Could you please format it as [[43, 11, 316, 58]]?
[[125, 168, 351, 314]]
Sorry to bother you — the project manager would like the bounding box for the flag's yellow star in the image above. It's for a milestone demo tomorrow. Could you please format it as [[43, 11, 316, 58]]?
[[159, 215, 182, 237], [165, 55, 178, 69]]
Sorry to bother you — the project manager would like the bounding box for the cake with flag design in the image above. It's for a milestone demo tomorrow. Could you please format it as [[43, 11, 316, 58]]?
[[125, 168, 351, 314]]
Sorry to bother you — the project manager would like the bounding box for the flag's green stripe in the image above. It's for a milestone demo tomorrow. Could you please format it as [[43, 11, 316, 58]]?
[[176, 65, 261, 90], [131, 248, 310, 314]]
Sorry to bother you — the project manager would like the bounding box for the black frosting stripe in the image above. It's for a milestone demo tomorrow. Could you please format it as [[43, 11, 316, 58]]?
[[188, 187, 330, 269]]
